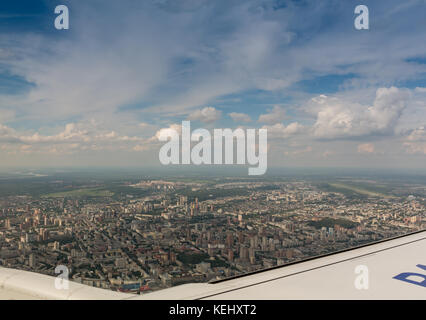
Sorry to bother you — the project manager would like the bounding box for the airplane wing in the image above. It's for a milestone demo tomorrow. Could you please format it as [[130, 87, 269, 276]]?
[[0, 230, 425, 300]]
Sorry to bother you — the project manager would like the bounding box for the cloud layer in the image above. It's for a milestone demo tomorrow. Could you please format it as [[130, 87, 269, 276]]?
[[0, 0, 425, 168]]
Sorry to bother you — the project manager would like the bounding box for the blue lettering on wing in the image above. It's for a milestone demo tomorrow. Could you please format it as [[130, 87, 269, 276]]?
[[393, 265, 426, 288]]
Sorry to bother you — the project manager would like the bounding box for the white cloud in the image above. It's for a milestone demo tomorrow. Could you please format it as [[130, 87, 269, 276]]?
[[406, 125, 426, 141], [0, 124, 20, 143], [402, 125, 426, 155], [415, 87, 426, 93], [258, 105, 287, 124], [312, 87, 409, 139], [154, 123, 182, 140], [262, 122, 305, 139], [20, 123, 90, 144], [229, 112, 251, 123], [0, 122, 153, 156], [188, 106, 222, 123], [0, 1, 425, 168]]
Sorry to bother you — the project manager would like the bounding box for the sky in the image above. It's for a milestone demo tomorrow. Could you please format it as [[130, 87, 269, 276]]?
[[0, 0, 425, 170]]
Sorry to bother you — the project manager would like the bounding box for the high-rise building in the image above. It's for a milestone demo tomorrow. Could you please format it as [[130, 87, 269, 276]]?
[[228, 249, 234, 262], [226, 233, 233, 248], [29, 254, 36, 268]]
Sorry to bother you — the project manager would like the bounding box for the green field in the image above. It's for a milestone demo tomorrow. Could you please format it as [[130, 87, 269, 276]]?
[[42, 187, 114, 198], [327, 182, 394, 198]]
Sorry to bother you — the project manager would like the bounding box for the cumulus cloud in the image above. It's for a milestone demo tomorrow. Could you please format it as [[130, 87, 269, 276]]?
[[406, 125, 426, 141], [402, 125, 426, 155], [0, 1, 426, 167], [20, 123, 90, 144], [188, 107, 222, 123], [0, 122, 152, 155], [154, 123, 182, 140], [262, 122, 305, 139], [258, 105, 287, 124], [0, 124, 20, 143], [311, 87, 409, 139], [229, 112, 251, 123]]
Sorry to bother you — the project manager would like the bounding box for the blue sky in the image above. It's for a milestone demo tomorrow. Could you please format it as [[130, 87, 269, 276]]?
[[0, 0, 426, 169]]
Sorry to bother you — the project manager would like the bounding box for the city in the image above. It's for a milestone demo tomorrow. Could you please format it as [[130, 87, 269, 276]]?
[[0, 171, 424, 294]]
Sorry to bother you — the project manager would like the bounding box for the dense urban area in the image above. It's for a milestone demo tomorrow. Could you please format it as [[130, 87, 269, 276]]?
[[0, 171, 424, 294]]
